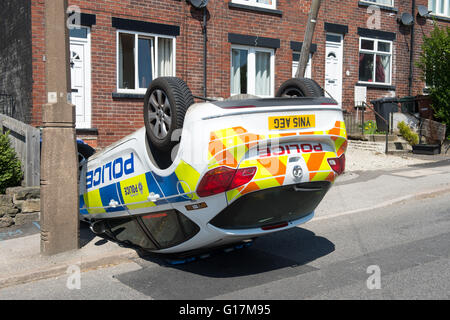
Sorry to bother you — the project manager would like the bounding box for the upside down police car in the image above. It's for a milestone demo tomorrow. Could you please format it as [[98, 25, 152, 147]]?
[[78, 77, 347, 255]]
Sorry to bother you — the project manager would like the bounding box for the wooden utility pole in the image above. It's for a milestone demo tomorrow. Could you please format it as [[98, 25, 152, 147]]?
[[41, 0, 79, 255], [296, 0, 322, 78]]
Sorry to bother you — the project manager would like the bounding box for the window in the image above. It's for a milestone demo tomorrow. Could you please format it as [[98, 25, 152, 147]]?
[[292, 54, 312, 79], [140, 210, 200, 249], [232, 0, 277, 10], [231, 46, 275, 97], [117, 31, 175, 93], [429, 0, 450, 17], [358, 38, 392, 85], [106, 218, 157, 251], [360, 0, 394, 7]]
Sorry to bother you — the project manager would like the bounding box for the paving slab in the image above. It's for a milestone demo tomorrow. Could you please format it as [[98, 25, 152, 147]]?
[[0, 228, 138, 289]]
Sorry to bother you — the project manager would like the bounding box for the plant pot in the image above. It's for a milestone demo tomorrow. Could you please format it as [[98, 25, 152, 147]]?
[[412, 144, 441, 155]]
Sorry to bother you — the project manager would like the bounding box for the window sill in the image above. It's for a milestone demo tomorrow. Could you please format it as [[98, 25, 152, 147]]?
[[76, 128, 98, 135], [112, 92, 145, 99], [358, 1, 398, 13], [228, 3, 283, 16], [429, 14, 450, 22], [356, 82, 396, 90]]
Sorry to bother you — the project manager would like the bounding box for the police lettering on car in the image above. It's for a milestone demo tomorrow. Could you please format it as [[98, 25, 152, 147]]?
[[86, 153, 135, 189]]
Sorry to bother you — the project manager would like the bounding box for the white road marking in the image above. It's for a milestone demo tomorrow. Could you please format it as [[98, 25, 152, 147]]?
[[391, 169, 444, 178], [312, 185, 450, 223]]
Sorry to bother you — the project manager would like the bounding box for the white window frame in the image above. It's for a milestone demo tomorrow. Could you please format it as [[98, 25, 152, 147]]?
[[428, 0, 450, 17], [292, 53, 312, 79], [231, 0, 277, 10], [358, 37, 393, 86], [230, 45, 275, 98], [116, 30, 176, 94], [360, 0, 394, 7]]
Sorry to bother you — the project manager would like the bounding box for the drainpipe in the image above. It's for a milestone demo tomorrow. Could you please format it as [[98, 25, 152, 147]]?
[[202, 7, 208, 98], [409, 0, 416, 96]]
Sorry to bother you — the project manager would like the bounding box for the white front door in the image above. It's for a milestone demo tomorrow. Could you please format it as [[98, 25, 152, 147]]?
[[70, 27, 91, 128], [325, 34, 343, 108]]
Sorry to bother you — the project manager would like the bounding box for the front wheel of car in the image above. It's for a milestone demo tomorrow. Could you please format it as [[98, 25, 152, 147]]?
[[144, 77, 194, 153], [77, 141, 95, 165], [276, 78, 324, 98]]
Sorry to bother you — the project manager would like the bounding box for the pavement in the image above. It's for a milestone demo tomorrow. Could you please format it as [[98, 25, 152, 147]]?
[[0, 148, 449, 291], [0, 223, 139, 289]]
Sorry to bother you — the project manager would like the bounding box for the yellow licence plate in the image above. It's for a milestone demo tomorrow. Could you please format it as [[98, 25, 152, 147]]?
[[269, 115, 316, 130]]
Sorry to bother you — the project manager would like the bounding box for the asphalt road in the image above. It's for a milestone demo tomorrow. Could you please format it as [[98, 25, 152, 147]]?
[[0, 169, 449, 300]]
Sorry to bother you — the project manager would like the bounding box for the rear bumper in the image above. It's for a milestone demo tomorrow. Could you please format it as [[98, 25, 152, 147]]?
[[209, 181, 331, 230]]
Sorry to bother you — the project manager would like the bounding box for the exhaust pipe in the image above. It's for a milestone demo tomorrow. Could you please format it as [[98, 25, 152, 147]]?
[[90, 220, 106, 235]]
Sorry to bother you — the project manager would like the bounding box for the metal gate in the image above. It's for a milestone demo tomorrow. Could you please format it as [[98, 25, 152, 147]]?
[[0, 93, 15, 118]]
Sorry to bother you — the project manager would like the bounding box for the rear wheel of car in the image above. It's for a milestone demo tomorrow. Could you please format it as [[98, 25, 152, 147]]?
[[276, 78, 324, 98], [144, 77, 194, 153]]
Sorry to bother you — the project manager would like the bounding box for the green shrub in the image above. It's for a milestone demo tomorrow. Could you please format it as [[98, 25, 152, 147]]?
[[398, 121, 419, 146], [416, 23, 450, 137], [0, 132, 23, 194]]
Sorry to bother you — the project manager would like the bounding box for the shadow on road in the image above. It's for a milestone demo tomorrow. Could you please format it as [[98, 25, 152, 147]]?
[[115, 227, 335, 299], [169, 227, 335, 278], [79, 221, 98, 248], [408, 158, 450, 168]]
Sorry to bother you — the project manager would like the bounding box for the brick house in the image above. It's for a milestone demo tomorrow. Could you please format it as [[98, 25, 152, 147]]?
[[0, 0, 448, 149]]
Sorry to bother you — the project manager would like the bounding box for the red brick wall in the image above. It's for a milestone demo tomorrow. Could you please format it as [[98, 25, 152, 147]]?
[[312, 0, 449, 114], [30, 0, 449, 148]]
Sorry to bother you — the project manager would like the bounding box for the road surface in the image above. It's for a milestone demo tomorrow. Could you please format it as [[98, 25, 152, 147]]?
[[0, 163, 449, 300]]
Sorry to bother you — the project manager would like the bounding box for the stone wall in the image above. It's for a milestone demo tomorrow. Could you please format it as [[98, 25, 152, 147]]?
[[0, 187, 40, 228]]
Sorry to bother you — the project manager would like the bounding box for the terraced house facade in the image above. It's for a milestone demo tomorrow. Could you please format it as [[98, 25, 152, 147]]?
[[0, 0, 449, 148]]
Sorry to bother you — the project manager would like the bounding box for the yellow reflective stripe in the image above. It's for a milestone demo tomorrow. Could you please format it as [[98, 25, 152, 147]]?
[[214, 128, 238, 141], [279, 155, 288, 167], [319, 152, 337, 171], [226, 188, 242, 202], [230, 144, 249, 164], [241, 159, 272, 180], [334, 137, 346, 152], [302, 153, 312, 166], [84, 189, 106, 214], [120, 174, 155, 210], [310, 171, 331, 182], [254, 177, 282, 190], [208, 156, 219, 169], [175, 160, 201, 200]]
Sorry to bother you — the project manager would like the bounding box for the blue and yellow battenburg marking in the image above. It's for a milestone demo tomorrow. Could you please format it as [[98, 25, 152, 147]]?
[[80, 160, 201, 215]]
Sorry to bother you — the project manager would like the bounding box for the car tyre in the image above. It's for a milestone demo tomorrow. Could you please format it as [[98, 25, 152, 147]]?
[[144, 77, 194, 153], [276, 78, 324, 98], [77, 141, 95, 164]]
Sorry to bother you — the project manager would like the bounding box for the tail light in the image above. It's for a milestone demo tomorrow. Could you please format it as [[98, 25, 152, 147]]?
[[197, 166, 257, 197], [327, 154, 346, 175]]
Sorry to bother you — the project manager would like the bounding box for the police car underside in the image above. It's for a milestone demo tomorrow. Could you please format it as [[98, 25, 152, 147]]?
[[79, 97, 347, 254]]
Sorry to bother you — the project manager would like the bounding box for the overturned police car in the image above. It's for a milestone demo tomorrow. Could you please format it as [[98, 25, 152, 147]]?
[[78, 77, 347, 255]]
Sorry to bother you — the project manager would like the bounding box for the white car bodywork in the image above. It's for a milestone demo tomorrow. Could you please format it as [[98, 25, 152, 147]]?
[[79, 97, 347, 254]]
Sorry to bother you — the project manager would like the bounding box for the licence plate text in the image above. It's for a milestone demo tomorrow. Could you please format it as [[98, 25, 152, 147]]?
[[269, 115, 316, 130]]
